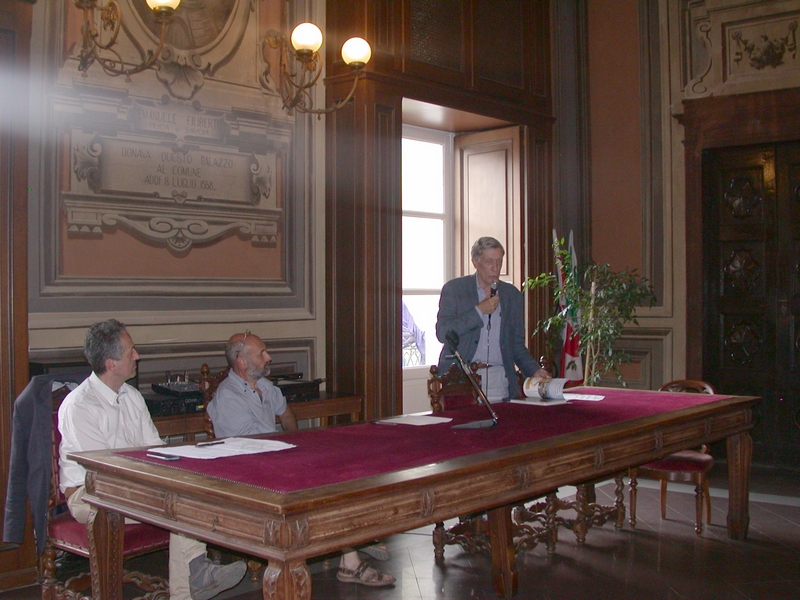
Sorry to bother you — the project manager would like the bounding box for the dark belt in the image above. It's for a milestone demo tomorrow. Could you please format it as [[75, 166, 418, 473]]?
[[473, 363, 498, 370]]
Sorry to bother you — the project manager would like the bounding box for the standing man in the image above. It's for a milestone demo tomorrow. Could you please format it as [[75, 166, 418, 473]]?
[[58, 319, 247, 600], [208, 332, 395, 588], [436, 237, 549, 400]]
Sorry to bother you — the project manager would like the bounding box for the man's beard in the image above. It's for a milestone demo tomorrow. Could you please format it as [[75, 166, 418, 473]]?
[[245, 360, 271, 381]]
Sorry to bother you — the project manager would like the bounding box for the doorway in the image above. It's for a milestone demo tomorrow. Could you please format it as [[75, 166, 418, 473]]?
[[702, 141, 800, 467]]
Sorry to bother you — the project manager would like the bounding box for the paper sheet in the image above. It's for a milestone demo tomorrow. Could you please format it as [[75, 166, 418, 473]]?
[[148, 437, 296, 460], [562, 393, 604, 401], [376, 415, 452, 426]]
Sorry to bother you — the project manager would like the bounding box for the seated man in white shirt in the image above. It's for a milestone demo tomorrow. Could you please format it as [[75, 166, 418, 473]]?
[[208, 331, 395, 587], [58, 319, 247, 600]]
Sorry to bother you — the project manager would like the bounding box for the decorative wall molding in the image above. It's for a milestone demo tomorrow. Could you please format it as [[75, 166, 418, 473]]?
[[598, 328, 673, 390], [118, 0, 259, 100], [65, 122, 281, 254], [678, 0, 800, 101], [27, 0, 318, 316]]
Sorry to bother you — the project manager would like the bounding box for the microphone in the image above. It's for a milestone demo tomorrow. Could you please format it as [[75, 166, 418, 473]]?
[[445, 330, 460, 354], [488, 280, 498, 330]]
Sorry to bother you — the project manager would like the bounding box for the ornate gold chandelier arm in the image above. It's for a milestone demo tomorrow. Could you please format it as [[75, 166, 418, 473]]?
[[75, 0, 174, 80], [292, 69, 363, 118]]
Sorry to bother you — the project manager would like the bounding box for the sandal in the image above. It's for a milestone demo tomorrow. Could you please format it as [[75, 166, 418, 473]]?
[[360, 543, 390, 561], [337, 560, 395, 587]]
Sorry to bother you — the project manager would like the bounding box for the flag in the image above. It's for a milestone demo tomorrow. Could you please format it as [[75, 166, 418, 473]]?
[[554, 230, 583, 382]]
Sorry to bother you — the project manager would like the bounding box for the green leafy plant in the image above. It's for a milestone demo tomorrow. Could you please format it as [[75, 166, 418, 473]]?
[[525, 238, 657, 386]]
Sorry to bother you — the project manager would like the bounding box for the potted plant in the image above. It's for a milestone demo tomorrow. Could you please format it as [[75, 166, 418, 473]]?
[[525, 237, 656, 385]]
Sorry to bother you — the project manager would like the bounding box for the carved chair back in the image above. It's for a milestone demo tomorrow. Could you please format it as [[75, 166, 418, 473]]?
[[199, 363, 230, 439], [427, 363, 482, 412]]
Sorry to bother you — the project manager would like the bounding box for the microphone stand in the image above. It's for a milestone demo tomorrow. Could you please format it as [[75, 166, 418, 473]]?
[[446, 332, 498, 429]]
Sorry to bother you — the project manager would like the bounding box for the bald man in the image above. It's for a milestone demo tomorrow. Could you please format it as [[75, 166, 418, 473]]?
[[207, 332, 395, 588], [207, 331, 297, 436]]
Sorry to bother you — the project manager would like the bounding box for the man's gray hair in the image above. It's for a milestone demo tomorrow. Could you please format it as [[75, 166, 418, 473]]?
[[225, 338, 245, 368], [471, 236, 505, 260], [83, 319, 126, 375]]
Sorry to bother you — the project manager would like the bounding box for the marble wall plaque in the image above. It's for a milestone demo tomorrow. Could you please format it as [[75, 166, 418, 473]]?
[[71, 131, 276, 208]]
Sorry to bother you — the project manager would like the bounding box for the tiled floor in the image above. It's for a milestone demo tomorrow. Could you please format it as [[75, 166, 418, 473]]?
[[3, 465, 799, 600]]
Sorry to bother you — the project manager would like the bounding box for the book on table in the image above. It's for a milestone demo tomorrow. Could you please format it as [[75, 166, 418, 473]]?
[[521, 378, 604, 404]]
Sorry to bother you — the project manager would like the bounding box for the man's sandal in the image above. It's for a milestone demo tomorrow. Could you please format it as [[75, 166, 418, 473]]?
[[337, 560, 395, 587]]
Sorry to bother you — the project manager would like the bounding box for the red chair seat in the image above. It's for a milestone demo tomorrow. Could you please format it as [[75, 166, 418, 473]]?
[[48, 511, 170, 557], [640, 450, 714, 474]]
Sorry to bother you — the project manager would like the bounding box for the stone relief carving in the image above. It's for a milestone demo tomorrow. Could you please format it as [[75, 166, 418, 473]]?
[[732, 20, 797, 70], [121, 0, 258, 100], [677, 1, 800, 100], [682, 1, 713, 96], [64, 98, 282, 255]]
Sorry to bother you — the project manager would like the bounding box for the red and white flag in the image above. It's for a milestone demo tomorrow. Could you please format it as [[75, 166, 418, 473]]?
[[554, 230, 583, 382]]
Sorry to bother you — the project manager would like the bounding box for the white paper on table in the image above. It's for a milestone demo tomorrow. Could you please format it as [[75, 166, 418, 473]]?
[[376, 415, 452, 426], [148, 437, 295, 460], [562, 393, 604, 401]]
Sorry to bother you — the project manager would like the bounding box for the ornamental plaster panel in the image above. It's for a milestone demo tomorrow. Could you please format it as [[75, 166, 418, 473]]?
[[678, 0, 800, 100]]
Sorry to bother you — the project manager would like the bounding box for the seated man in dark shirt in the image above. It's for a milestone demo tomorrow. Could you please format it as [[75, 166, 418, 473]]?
[[208, 331, 395, 587]]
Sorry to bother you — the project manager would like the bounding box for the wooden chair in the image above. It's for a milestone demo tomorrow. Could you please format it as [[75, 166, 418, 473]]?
[[199, 363, 230, 439], [42, 413, 170, 600], [628, 379, 716, 535]]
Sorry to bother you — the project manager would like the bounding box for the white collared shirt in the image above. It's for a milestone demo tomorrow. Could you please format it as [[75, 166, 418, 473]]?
[[58, 372, 164, 491]]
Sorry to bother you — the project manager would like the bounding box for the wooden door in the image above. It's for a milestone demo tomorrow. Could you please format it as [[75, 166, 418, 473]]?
[[703, 142, 800, 467], [454, 126, 522, 287]]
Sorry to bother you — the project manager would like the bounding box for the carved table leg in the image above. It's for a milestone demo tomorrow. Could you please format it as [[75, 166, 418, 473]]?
[[432, 522, 446, 564], [262, 559, 311, 600], [613, 474, 626, 530], [726, 431, 753, 540], [87, 506, 124, 600], [572, 484, 589, 546], [487, 504, 517, 599]]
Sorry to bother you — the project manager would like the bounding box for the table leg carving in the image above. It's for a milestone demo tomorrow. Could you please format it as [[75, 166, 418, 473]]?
[[487, 505, 517, 599], [628, 471, 639, 529], [512, 497, 551, 554], [262, 560, 311, 600], [726, 431, 753, 540], [613, 475, 627, 530], [87, 507, 124, 600]]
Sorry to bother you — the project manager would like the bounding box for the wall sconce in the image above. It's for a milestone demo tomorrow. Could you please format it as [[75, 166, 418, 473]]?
[[75, 0, 181, 79], [265, 22, 371, 117]]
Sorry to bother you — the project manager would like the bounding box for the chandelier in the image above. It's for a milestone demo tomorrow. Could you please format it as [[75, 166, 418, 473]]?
[[265, 22, 371, 117], [74, 0, 181, 79]]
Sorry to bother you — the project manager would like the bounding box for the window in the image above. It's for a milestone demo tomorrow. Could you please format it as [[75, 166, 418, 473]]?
[[401, 126, 453, 368]]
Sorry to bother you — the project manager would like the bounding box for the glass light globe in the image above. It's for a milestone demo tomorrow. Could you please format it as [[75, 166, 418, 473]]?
[[146, 0, 181, 11], [341, 37, 372, 67], [291, 23, 324, 53]]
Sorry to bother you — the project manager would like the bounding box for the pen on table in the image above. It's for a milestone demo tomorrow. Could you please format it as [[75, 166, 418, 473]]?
[[195, 440, 225, 447], [147, 451, 179, 461]]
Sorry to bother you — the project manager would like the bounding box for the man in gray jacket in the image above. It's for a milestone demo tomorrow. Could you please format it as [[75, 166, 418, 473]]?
[[436, 236, 548, 400]]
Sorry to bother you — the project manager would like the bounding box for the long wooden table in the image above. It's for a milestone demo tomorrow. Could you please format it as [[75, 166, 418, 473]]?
[[71, 388, 758, 600]]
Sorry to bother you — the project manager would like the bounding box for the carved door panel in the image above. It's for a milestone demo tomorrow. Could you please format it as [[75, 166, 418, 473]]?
[[703, 142, 800, 467]]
